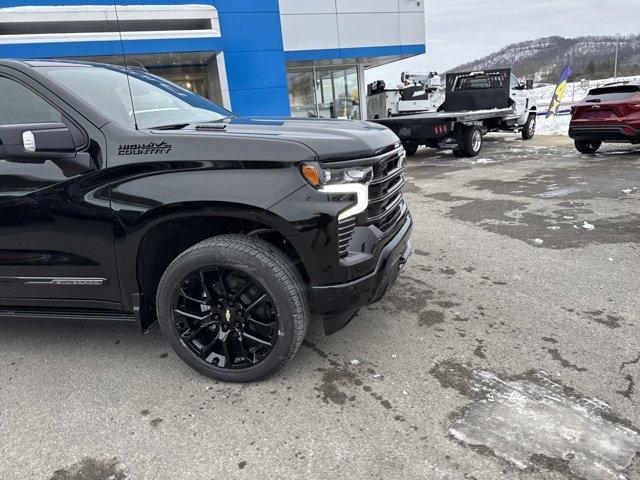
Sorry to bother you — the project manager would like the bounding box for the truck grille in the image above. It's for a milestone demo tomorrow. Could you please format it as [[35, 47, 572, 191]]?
[[366, 144, 407, 236], [338, 144, 407, 258]]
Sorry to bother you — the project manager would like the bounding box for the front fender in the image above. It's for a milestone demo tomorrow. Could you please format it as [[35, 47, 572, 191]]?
[[108, 161, 307, 307]]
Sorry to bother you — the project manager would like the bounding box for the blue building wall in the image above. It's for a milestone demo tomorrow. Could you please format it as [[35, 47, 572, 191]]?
[[0, 1, 426, 116], [214, 0, 290, 116], [0, 0, 290, 116]]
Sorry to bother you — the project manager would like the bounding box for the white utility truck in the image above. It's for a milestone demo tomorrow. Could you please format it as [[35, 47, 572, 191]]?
[[372, 69, 537, 157]]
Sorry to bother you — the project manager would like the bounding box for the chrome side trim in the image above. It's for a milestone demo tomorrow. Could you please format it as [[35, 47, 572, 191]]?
[[0, 277, 108, 286]]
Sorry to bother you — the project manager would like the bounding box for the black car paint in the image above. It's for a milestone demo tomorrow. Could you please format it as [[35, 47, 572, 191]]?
[[0, 60, 410, 333]]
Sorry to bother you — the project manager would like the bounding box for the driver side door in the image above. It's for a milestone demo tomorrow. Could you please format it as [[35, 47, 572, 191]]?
[[0, 71, 121, 308], [510, 74, 529, 119]]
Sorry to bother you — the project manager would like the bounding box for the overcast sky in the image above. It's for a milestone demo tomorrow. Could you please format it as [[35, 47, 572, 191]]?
[[367, 0, 640, 85]]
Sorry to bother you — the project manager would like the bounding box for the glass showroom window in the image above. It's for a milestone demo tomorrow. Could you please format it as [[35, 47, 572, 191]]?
[[287, 66, 361, 120]]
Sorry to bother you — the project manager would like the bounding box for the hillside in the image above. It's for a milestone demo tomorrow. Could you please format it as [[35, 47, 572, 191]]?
[[450, 35, 640, 83]]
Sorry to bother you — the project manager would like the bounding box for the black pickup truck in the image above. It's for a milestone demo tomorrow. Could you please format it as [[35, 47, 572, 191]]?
[[0, 60, 412, 382]]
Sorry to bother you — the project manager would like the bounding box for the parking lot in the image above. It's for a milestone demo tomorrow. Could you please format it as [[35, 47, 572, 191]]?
[[1, 135, 639, 480]]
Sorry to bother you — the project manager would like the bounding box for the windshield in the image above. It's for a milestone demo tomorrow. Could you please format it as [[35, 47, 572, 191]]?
[[40, 64, 235, 129]]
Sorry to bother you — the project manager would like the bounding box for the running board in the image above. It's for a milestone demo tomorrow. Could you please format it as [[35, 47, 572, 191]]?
[[0, 308, 136, 323]]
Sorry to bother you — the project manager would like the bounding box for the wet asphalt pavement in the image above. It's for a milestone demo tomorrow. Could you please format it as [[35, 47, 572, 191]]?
[[1, 135, 639, 480]]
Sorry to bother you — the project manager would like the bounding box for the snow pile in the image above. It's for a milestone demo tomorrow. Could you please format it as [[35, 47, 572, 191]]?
[[536, 114, 570, 136]]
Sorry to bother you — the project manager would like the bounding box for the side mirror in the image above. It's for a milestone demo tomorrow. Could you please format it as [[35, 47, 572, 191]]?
[[0, 123, 95, 176], [0, 123, 76, 162], [525, 79, 534, 90]]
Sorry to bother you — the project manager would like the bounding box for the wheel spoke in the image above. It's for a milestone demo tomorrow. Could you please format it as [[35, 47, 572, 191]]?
[[216, 269, 229, 296], [233, 279, 255, 300], [246, 315, 277, 328], [198, 270, 215, 301], [245, 294, 267, 313], [219, 331, 233, 367], [243, 331, 273, 347], [235, 337, 258, 365], [174, 309, 211, 323], [180, 288, 207, 305], [198, 328, 228, 363], [181, 321, 216, 341]]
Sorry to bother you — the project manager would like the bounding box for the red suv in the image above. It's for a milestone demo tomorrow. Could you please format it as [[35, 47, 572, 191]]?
[[569, 81, 640, 153]]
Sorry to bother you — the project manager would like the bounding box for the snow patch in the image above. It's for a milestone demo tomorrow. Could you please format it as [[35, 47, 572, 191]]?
[[449, 370, 640, 480], [536, 114, 570, 136], [462, 158, 496, 165], [539, 186, 582, 198], [582, 222, 596, 231]]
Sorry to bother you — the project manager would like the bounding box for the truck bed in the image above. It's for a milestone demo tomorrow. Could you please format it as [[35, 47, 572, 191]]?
[[374, 107, 514, 125]]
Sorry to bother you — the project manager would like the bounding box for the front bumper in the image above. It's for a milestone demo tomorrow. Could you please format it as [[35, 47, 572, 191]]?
[[311, 215, 413, 319]]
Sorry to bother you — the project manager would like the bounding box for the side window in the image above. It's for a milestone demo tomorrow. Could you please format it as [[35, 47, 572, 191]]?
[[510, 74, 521, 89], [0, 77, 62, 126]]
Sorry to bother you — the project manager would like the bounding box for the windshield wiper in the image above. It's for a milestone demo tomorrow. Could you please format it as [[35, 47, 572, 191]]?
[[149, 123, 191, 130]]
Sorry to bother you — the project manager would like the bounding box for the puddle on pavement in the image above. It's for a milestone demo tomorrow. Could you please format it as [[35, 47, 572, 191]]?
[[431, 361, 640, 479], [49, 457, 127, 480]]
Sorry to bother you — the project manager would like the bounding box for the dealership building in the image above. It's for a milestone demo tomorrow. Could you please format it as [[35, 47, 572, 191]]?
[[0, 0, 426, 119]]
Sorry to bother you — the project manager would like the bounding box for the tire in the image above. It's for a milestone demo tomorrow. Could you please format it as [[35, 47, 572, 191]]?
[[575, 140, 602, 154], [402, 142, 419, 157], [156, 234, 308, 382], [521, 114, 536, 140], [459, 126, 483, 157], [452, 149, 464, 157]]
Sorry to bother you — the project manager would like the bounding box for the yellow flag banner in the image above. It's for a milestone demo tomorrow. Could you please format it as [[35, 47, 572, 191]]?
[[546, 66, 572, 117]]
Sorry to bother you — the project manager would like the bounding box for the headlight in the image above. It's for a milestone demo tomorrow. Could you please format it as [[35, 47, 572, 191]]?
[[300, 162, 373, 187], [300, 162, 372, 220]]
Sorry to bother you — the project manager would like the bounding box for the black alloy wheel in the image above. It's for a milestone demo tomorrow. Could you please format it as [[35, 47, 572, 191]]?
[[157, 234, 308, 382], [172, 267, 278, 369]]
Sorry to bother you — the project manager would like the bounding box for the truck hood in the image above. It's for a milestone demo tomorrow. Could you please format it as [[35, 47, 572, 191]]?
[[182, 117, 400, 162]]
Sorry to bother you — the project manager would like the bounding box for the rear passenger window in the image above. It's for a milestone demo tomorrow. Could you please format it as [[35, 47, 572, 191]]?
[[0, 77, 62, 125]]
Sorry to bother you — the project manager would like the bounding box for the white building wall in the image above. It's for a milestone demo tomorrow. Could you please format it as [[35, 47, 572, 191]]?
[[278, 0, 425, 52]]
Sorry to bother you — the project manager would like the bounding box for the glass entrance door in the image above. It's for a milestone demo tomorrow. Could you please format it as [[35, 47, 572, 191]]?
[[315, 66, 360, 120], [287, 70, 317, 118], [287, 66, 361, 120]]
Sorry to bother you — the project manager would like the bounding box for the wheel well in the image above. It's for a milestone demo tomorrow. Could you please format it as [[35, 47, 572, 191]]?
[[136, 216, 308, 329]]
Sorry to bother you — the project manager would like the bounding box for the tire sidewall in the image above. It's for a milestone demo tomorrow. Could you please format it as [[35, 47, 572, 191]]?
[[523, 114, 536, 140], [403, 142, 419, 157], [156, 242, 300, 382], [575, 140, 602, 154], [463, 126, 482, 157]]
